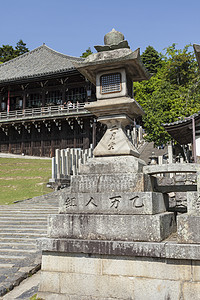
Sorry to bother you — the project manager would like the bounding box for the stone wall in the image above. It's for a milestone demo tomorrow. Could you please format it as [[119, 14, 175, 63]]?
[[39, 251, 200, 300]]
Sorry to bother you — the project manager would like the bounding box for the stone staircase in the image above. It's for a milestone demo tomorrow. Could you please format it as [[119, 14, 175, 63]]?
[[0, 191, 60, 297]]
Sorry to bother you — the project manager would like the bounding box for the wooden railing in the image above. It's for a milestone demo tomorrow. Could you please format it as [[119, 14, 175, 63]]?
[[0, 103, 90, 122]]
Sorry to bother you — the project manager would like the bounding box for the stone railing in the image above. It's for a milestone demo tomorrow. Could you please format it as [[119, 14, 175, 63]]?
[[143, 163, 200, 210], [126, 125, 144, 148], [50, 147, 93, 184], [0, 103, 90, 123]]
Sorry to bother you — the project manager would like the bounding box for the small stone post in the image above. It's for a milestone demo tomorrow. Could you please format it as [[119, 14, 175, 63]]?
[[55, 149, 61, 180]]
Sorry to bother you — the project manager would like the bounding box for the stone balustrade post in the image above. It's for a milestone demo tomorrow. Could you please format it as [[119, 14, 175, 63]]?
[[55, 149, 61, 180], [52, 157, 56, 180]]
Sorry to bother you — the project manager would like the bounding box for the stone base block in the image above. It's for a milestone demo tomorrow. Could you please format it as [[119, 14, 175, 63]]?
[[71, 173, 146, 193], [59, 191, 168, 215], [178, 214, 200, 243], [70, 156, 151, 193], [37, 251, 200, 300], [79, 156, 145, 174], [48, 212, 176, 242]]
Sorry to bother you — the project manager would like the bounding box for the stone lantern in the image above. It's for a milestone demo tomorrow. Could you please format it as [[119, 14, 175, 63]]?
[[75, 29, 150, 157], [38, 30, 176, 300]]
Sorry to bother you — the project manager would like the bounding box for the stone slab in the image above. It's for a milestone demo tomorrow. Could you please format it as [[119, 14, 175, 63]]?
[[132, 277, 180, 300], [165, 243, 200, 260], [79, 156, 146, 174], [93, 124, 139, 157], [187, 191, 200, 215], [38, 238, 200, 261], [70, 173, 145, 193], [59, 191, 168, 215], [38, 239, 166, 258], [47, 212, 175, 242], [177, 214, 200, 243], [40, 252, 192, 282]]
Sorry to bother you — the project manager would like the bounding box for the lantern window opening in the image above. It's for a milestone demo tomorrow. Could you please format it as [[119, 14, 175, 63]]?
[[100, 73, 121, 95]]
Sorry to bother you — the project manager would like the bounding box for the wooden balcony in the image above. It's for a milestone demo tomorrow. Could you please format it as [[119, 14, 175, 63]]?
[[0, 103, 92, 124]]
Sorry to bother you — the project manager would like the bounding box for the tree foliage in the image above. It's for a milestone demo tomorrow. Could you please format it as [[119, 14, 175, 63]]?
[[0, 40, 29, 63], [80, 47, 93, 58], [135, 44, 200, 146], [15, 39, 29, 56], [141, 45, 163, 74]]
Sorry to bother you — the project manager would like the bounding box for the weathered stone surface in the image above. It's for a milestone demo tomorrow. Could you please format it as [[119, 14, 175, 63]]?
[[39, 271, 60, 293], [182, 282, 200, 300], [187, 191, 200, 215], [92, 122, 140, 157], [177, 214, 200, 243], [38, 239, 200, 261], [59, 191, 168, 215], [38, 240, 166, 259], [38, 251, 200, 300], [79, 156, 145, 174], [166, 243, 200, 260], [71, 173, 145, 193], [48, 212, 175, 242], [74, 47, 150, 86], [152, 174, 197, 193], [37, 292, 69, 300], [132, 277, 180, 300], [143, 163, 199, 175]]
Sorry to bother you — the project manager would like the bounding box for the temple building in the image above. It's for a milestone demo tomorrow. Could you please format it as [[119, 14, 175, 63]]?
[[163, 44, 200, 163], [163, 112, 200, 163], [0, 44, 104, 156]]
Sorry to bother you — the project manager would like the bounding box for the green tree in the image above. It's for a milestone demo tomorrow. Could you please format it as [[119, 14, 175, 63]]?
[[0, 40, 29, 63], [164, 43, 196, 86], [80, 47, 93, 58], [15, 39, 29, 56], [141, 46, 163, 74], [0, 44, 16, 62], [134, 44, 200, 146]]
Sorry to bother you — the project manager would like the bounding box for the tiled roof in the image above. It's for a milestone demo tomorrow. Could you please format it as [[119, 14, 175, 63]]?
[[163, 111, 200, 128], [0, 44, 83, 84], [162, 111, 200, 144]]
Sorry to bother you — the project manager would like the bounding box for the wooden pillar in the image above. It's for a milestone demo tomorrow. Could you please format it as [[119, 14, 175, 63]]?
[[41, 140, 44, 157], [21, 126, 24, 154], [42, 89, 45, 107], [192, 117, 197, 163], [83, 119, 90, 149], [8, 126, 12, 153], [62, 85, 66, 104], [7, 88, 10, 113], [51, 139, 55, 158], [73, 121, 77, 148], [92, 119, 97, 149], [23, 91, 26, 110], [0, 93, 2, 112]]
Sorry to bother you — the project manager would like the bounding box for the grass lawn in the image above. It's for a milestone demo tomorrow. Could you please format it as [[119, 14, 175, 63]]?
[[0, 157, 52, 205]]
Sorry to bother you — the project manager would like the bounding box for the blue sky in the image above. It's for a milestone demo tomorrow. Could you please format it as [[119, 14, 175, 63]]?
[[0, 0, 200, 57]]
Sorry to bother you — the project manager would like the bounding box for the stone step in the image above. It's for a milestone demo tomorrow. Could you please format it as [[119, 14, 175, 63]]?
[[0, 221, 47, 225], [0, 190, 61, 296], [0, 254, 28, 260], [0, 216, 47, 220], [1, 207, 57, 213], [0, 228, 46, 232], [0, 233, 46, 237], [0, 224, 46, 228], [0, 237, 37, 242], [0, 263, 14, 268], [0, 243, 36, 249], [0, 248, 36, 254], [0, 211, 57, 214]]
